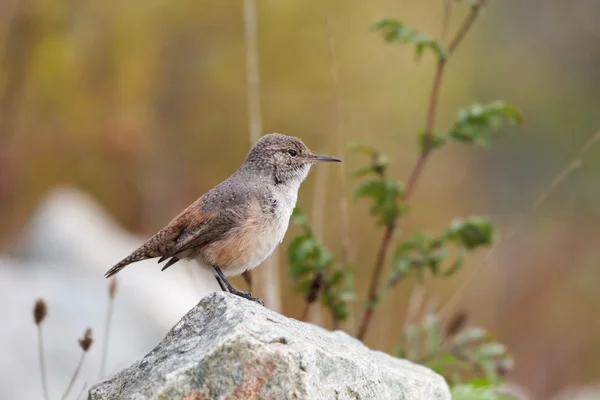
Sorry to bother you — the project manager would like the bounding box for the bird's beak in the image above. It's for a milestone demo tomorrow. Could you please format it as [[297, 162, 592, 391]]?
[[312, 154, 342, 162]]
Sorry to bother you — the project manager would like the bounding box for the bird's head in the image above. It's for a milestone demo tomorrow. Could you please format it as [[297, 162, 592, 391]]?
[[245, 133, 341, 185]]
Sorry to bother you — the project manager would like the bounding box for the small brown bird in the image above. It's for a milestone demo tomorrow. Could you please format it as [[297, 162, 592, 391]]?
[[105, 133, 341, 305]]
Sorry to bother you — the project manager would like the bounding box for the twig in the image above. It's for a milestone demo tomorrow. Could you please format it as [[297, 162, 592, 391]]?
[[326, 15, 351, 268], [76, 383, 88, 400], [37, 325, 49, 400], [300, 272, 324, 322], [300, 302, 311, 322], [99, 279, 117, 378], [327, 15, 354, 331], [356, 222, 395, 340], [441, 0, 452, 40], [62, 352, 86, 400], [405, 0, 486, 199], [242, 0, 281, 311], [356, 0, 487, 342], [309, 166, 327, 326]]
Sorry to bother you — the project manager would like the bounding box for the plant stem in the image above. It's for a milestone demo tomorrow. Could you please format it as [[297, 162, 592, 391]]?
[[99, 294, 115, 378], [62, 352, 86, 400], [356, 221, 395, 340], [37, 325, 50, 400], [242, 0, 281, 311], [356, 0, 486, 342]]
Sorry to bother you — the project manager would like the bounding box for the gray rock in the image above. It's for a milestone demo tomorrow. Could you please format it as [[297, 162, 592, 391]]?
[[89, 292, 451, 400]]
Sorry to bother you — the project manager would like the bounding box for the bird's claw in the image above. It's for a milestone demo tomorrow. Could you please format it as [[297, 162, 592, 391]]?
[[231, 289, 265, 306]]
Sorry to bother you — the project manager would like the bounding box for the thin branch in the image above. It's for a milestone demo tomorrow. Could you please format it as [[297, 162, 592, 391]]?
[[405, 0, 485, 199], [439, 129, 600, 321], [356, 0, 486, 342], [99, 279, 117, 378], [243, 0, 281, 311], [37, 325, 50, 400], [62, 352, 86, 400], [356, 222, 395, 340], [441, 0, 452, 40], [327, 15, 352, 268]]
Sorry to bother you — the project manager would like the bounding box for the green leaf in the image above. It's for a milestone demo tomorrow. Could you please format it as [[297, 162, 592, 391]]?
[[448, 101, 523, 148], [418, 129, 447, 152], [442, 246, 465, 277], [290, 207, 309, 227], [451, 384, 513, 400], [372, 19, 449, 61], [424, 313, 441, 355], [448, 216, 495, 249], [354, 180, 386, 200], [351, 166, 376, 178]]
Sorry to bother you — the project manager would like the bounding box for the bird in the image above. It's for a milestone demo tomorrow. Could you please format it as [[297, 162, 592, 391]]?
[[104, 133, 341, 305]]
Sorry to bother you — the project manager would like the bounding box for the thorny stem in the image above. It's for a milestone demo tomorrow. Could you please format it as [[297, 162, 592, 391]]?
[[356, 0, 486, 342], [62, 352, 86, 400], [37, 325, 50, 400]]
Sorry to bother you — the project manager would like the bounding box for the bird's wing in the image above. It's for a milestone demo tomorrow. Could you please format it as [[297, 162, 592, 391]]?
[[104, 196, 245, 277], [164, 201, 241, 257]]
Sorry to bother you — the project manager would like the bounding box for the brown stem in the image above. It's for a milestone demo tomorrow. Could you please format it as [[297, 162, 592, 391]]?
[[355, 1, 486, 342], [300, 302, 311, 322], [242, 0, 282, 311], [356, 222, 395, 340]]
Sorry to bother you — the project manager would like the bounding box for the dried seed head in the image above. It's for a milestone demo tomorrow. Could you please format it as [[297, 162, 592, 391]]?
[[445, 310, 468, 338], [34, 298, 47, 325], [305, 272, 324, 304], [78, 328, 93, 352], [108, 278, 117, 299]]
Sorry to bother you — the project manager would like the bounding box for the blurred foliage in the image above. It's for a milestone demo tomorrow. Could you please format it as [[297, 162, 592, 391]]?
[[388, 216, 495, 287], [287, 2, 521, 397], [372, 19, 448, 61], [350, 143, 404, 226], [418, 101, 523, 152], [451, 384, 514, 400], [396, 312, 513, 385], [288, 208, 355, 323]]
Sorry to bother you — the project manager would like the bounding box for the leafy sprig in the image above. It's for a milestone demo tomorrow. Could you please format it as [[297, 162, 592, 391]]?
[[396, 312, 513, 385], [288, 208, 355, 323], [372, 19, 449, 61]]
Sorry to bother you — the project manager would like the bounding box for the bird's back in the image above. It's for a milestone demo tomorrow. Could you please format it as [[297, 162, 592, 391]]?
[[105, 166, 274, 277]]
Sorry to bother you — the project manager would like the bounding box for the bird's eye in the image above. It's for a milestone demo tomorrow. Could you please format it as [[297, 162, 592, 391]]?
[[287, 149, 297, 157]]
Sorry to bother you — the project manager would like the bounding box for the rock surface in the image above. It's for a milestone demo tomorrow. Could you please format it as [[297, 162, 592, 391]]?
[[89, 292, 451, 400]]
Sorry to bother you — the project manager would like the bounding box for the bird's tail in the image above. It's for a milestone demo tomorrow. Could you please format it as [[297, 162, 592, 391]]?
[[105, 246, 154, 278]]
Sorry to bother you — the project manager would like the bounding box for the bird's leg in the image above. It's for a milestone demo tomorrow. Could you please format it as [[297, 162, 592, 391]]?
[[214, 273, 228, 292], [213, 266, 264, 306]]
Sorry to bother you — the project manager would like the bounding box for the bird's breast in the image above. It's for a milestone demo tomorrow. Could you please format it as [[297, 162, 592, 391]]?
[[200, 189, 297, 277]]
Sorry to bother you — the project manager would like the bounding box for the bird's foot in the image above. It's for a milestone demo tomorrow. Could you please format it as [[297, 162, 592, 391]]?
[[229, 289, 265, 306]]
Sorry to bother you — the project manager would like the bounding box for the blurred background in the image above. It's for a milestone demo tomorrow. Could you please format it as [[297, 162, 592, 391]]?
[[1, 0, 600, 399]]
